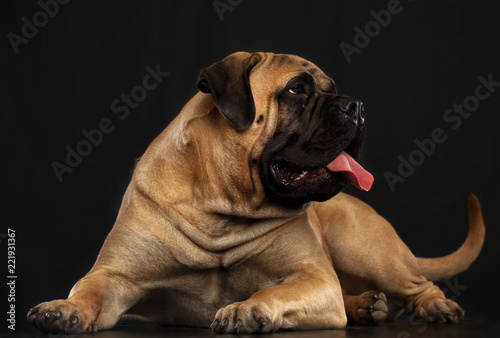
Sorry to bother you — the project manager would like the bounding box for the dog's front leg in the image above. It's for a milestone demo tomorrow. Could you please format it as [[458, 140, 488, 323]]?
[[211, 262, 346, 334], [27, 266, 144, 334]]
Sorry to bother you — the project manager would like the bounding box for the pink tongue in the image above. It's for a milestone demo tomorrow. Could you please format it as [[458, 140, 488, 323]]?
[[326, 151, 374, 191]]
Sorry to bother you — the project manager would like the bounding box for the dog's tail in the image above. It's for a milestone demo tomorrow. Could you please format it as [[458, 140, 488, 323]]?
[[417, 193, 485, 282]]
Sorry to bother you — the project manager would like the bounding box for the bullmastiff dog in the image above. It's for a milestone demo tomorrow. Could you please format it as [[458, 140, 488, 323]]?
[[28, 52, 485, 334]]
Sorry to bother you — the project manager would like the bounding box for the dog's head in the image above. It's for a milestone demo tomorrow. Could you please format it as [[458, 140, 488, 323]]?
[[197, 52, 372, 206]]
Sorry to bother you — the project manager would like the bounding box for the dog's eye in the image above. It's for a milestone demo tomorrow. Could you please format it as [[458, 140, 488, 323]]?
[[288, 84, 305, 95]]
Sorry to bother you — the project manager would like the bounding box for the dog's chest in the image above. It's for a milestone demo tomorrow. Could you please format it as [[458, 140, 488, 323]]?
[[132, 265, 280, 326]]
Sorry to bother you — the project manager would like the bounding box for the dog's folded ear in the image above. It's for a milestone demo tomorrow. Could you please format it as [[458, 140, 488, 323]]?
[[197, 52, 262, 131]]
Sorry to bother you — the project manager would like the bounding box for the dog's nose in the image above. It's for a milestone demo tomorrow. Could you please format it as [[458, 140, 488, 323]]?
[[332, 96, 364, 125]]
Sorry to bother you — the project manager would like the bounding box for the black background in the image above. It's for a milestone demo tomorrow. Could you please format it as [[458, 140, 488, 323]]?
[[1, 0, 500, 334]]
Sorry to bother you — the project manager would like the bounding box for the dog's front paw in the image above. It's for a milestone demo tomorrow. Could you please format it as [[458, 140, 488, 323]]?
[[27, 299, 95, 335], [349, 291, 388, 325], [415, 298, 464, 324], [211, 300, 280, 334]]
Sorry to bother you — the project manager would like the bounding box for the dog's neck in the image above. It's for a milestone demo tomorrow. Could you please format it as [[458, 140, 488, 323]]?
[[123, 93, 309, 253]]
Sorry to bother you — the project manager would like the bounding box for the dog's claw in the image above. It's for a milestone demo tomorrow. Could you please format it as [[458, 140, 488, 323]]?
[[437, 313, 446, 324], [70, 315, 79, 325], [210, 319, 219, 329]]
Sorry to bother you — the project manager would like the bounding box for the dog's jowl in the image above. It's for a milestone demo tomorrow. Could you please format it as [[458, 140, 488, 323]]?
[[28, 52, 485, 334]]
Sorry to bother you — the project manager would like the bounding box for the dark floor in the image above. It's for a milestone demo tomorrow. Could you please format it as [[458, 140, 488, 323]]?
[[8, 316, 500, 338]]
